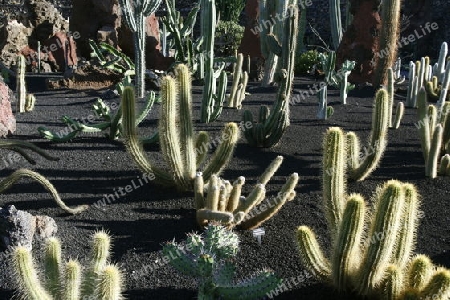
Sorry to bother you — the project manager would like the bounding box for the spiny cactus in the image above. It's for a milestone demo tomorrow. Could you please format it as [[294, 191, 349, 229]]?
[[200, 0, 228, 123], [435, 42, 448, 83], [89, 39, 135, 75], [387, 68, 405, 129], [16, 54, 26, 113], [163, 224, 281, 299], [317, 86, 334, 120], [122, 64, 239, 191], [118, 0, 162, 98], [12, 231, 124, 300], [0, 168, 89, 214], [329, 0, 343, 50], [228, 52, 249, 109], [195, 156, 298, 230], [242, 3, 298, 147], [24, 94, 35, 112], [38, 91, 157, 143], [346, 89, 390, 181], [373, 0, 401, 88]]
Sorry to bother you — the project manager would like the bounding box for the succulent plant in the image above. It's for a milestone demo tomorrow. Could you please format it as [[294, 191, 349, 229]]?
[[387, 68, 405, 129], [16, 54, 26, 113], [163, 224, 281, 299], [122, 64, 239, 191], [317, 86, 334, 120], [195, 156, 299, 230], [12, 231, 124, 300], [242, 3, 298, 147], [228, 52, 249, 109]]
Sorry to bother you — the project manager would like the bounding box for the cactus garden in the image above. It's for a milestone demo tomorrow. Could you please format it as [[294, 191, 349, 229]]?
[[0, 0, 449, 299]]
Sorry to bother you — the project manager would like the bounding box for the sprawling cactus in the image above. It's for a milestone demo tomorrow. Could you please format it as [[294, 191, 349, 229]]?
[[0, 139, 58, 165], [38, 92, 157, 143], [16, 54, 26, 113], [0, 168, 88, 214], [242, 4, 298, 147], [163, 224, 281, 299], [118, 0, 162, 98], [122, 64, 239, 191], [373, 0, 401, 88], [89, 39, 135, 75], [195, 156, 298, 230], [228, 52, 249, 109], [295, 126, 450, 298], [12, 231, 123, 300]]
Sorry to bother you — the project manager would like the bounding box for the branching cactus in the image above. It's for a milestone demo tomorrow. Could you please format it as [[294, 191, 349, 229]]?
[[346, 89, 390, 181], [122, 64, 239, 191], [228, 52, 249, 109], [195, 156, 298, 230], [200, 0, 228, 123], [38, 92, 157, 143], [16, 54, 26, 113], [0, 168, 89, 214], [12, 231, 124, 300], [162, 224, 281, 299], [242, 4, 298, 147], [296, 127, 426, 297], [373, 0, 401, 88], [118, 0, 162, 98]]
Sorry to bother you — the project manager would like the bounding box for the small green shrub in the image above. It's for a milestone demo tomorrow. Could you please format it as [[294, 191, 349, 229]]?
[[295, 50, 319, 75], [215, 0, 245, 23], [214, 21, 244, 56]]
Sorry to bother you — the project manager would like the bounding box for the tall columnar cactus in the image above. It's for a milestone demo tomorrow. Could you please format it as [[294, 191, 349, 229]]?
[[200, 0, 228, 123], [387, 68, 405, 131], [346, 89, 390, 181], [317, 86, 334, 119], [163, 224, 281, 299], [406, 61, 417, 108], [437, 60, 450, 112], [436, 42, 448, 83], [0, 168, 88, 214], [296, 127, 428, 297], [242, 4, 298, 147], [12, 231, 124, 300], [122, 64, 239, 191], [228, 52, 249, 109], [329, 0, 343, 50], [16, 54, 26, 113], [195, 156, 299, 230], [373, 0, 401, 88], [118, 0, 162, 98]]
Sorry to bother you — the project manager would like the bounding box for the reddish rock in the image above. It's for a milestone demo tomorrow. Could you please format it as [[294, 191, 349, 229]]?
[[0, 80, 16, 137], [43, 32, 78, 71], [336, 0, 381, 84], [238, 0, 264, 81]]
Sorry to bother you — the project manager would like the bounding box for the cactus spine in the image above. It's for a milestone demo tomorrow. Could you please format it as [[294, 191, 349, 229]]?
[[122, 64, 239, 191], [196, 156, 298, 230], [243, 3, 298, 147], [373, 0, 401, 88], [200, 0, 228, 123], [16, 54, 26, 113], [118, 0, 162, 98], [12, 231, 123, 300]]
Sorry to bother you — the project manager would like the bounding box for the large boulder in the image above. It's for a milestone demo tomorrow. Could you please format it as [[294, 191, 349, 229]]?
[[0, 20, 32, 69], [0, 78, 16, 137]]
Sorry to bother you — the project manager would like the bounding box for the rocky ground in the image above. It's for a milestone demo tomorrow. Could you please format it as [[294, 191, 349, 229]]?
[[0, 75, 448, 299]]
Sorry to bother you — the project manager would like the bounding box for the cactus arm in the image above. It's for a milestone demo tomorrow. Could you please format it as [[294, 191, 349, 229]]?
[[235, 184, 266, 215], [44, 238, 62, 298], [214, 270, 282, 300], [0, 169, 88, 214], [0, 139, 59, 162], [346, 132, 360, 171], [426, 124, 443, 178], [38, 126, 81, 143], [332, 195, 365, 290], [135, 91, 156, 126], [228, 53, 244, 108], [419, 269, 450, 299], [436, 42, 448, 82], [162, 243, 200, 276], [317, 86, 329, 119], [417, 88, 431, 161], [322, 127, 347, 236], [357, 181, 405, 295], [437, 62, 450, 112], [349, 89, 389, 181], [226, 177, 244, 212], [393, 102, 405, 129], [406, 255, 434, 290], [406, 62, 416, 108], [239, 173, 298, 230], [202, 122, 239, 181], [257, 155, 284, 185], [12, 247, 53, 300], [329, 0, 343, 50], [195, 131, 210, 167], [95, 265, 123, 300], [380, 265, 403, 300], [63, 260, 81, 300], [296, 226, 332, 282], [387, 68, 395, 127], [197, 209, 234, 227]]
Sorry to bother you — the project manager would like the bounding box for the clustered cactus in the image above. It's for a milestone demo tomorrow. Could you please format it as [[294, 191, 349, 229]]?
[[12, 231, 123, 300], [162, 224, 281, 300], [122, 64, 239, 191], [195, 156, 298, 230], [228, 52, 249, 109], [38, 91, 157, 143], [296, 127, 450, 299], [242, 3, 298, 147]]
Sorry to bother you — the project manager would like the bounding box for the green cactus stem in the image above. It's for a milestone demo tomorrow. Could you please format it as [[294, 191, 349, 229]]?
[[25, 94, 36, 112], [380, 265, 403, 300], [44, 238, 62, 298], [0, 139, 59, 164], [228, 53, 249, 109], [329, 0, 343, 50], [0, 169, 88, 214], [118, 0, 162, 98], [16, 54, 26, 113], [63, 260, 81, 300], [436, 42, 448, 83], [393, 102, 405, 129]]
